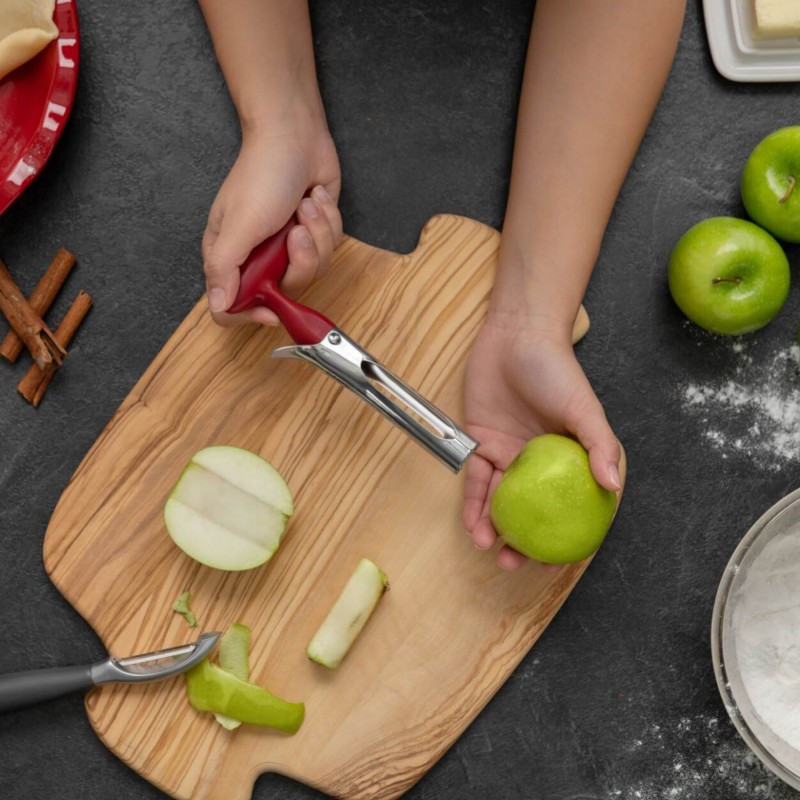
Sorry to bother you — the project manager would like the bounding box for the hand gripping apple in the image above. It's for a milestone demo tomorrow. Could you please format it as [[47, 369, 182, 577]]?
[[228, 217, 478, 472]]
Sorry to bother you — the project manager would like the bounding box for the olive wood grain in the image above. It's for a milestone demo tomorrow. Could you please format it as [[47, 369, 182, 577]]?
[[43, 215, 625, 800]]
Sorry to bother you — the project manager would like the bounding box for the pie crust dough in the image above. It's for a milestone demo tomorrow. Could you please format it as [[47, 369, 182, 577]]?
[[0, 0, 59, 81]]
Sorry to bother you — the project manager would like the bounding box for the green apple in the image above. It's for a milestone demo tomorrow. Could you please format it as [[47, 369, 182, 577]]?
[[307, 558, 388, 669], [742, 126, 800, 243], [164, 445, 294, 571], [490, 434, 617, 564], [667, 217, 789, 336]]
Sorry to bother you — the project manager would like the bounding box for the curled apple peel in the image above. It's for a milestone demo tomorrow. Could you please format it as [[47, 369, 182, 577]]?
[[214, 623, 251, 731], [185, 658, 304, 733]]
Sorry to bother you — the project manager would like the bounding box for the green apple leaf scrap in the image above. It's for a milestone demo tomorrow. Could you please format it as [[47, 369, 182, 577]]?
[[171, 590, 198, 628]]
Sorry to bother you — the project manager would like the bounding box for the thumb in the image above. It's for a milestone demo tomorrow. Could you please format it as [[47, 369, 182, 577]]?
[[203, 208, 262, 314], [571, 401, 622, 493]]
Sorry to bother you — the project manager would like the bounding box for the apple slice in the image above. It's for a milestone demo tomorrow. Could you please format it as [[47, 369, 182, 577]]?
[[164, 446, 293, 571], [185, 658, 304, 733], [307, 558, 389, 669]]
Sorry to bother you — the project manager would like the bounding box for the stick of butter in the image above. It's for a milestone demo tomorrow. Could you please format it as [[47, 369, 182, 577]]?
[[752, 0, 800, 39]]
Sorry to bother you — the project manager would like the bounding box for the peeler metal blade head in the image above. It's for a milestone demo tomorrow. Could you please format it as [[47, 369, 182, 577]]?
[[272, 328, 479, 472], [91, 632, 220, 685]]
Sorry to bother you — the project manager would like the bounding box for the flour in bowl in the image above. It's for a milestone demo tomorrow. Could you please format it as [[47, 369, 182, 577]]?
[[733, 527, 800, 752]]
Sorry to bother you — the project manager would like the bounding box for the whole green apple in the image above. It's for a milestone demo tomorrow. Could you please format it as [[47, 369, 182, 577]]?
[[490, 434, 617, 564], [667, 216, 789, 336], [742, 126, 800, 243]]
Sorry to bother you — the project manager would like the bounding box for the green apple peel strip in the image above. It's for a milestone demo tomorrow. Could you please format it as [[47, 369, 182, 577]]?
[[214, 623, 251, 731]]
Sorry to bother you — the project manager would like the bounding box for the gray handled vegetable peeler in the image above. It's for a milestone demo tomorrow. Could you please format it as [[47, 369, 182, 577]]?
[[0, 631, 219, 712]]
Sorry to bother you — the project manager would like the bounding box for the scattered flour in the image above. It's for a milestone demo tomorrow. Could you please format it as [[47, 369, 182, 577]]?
[[609, 714, 790, 799], [680, 341, 800, 467]]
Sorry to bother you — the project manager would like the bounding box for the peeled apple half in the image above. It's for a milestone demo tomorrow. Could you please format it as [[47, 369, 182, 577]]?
[[164, 446, 294, 571]]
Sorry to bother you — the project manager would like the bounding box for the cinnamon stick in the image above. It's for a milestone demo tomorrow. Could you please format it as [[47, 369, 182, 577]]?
[[0, 258, 65, 368], [17, 291, 93, 407], [0, 248, 76, 363]]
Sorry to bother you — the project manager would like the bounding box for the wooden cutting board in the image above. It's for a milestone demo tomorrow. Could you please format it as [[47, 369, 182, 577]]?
[[43, 215, 623, 800]]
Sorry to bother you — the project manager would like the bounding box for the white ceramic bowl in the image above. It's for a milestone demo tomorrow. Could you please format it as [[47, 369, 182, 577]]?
[[712, 487, 800, 789]]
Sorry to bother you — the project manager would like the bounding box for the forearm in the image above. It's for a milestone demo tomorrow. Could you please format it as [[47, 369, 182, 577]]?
[[492, 0, 686, 337], [197, 0, 326, 136]]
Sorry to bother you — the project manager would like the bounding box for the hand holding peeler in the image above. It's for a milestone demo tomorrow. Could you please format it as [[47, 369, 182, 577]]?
[[0, 631, 219, 712], [228, 217, 479, 472]]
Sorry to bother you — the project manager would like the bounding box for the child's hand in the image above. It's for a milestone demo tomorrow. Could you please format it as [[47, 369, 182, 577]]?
[[462, 318, 621, 570], [202, 125, 342, 327]]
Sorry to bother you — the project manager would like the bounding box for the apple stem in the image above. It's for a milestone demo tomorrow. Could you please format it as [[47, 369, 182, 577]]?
[[711, 277, 742, 285], [780, 176, 796, 205]]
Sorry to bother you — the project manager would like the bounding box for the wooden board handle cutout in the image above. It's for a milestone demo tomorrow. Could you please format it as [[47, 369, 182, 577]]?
[[43, 216, 625, 800]]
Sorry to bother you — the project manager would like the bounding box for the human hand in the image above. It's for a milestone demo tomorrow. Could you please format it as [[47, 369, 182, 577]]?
[[202, 124, 342, 327], [462, 318, 621, 571]]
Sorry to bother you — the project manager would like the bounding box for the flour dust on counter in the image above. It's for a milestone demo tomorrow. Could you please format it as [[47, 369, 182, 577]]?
[[678, 335, 800, 469], [608, 714, 790, 799]]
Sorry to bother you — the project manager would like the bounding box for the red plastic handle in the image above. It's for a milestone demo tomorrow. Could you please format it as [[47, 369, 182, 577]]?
[[228, 217, 335, 346]]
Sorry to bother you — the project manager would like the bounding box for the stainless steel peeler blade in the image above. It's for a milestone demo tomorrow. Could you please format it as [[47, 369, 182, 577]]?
[[273, 328, 479, 472]]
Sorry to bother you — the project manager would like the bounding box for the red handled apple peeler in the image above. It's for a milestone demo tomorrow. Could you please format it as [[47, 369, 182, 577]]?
[[229, 217, 478, 472]]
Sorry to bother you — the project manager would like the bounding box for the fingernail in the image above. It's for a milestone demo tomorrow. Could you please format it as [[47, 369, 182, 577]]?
[[295, 226, 313, 248], [208, 287, 227, 313], [300, 198, 319, 219], [312, 185, 331, 204], [608, 463, 622, 491]]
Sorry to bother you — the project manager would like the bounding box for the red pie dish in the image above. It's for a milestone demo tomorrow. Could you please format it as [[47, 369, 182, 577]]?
[[0, 0, 80, 215]]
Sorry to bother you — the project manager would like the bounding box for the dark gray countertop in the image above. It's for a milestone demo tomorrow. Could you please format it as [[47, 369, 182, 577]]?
[[2, 1, 800, 798]]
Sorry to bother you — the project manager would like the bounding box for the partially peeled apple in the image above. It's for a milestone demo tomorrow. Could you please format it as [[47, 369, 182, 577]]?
[[164, 445, 294, 571], [490, 434, 618, 564]]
